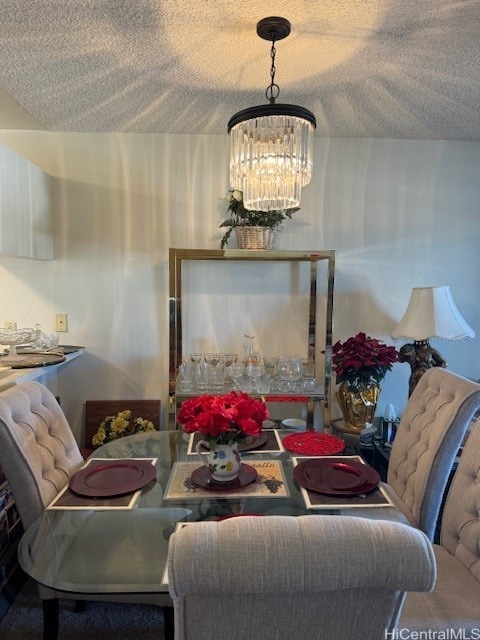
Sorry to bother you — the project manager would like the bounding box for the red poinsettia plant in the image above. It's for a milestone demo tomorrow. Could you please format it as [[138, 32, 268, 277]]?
[[332, 332, 399, 392], [177, 391, 269, 446]]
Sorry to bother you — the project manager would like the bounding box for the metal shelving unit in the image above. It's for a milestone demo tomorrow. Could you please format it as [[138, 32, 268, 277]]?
[[168, 248, 335, 428]]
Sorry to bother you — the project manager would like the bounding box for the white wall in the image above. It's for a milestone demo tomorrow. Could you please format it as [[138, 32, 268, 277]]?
[[0, 131, 478, 442], [0, 142, 53, 259]]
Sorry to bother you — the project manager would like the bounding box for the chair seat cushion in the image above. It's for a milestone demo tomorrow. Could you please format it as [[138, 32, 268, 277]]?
[[400, 544, 480, 631]]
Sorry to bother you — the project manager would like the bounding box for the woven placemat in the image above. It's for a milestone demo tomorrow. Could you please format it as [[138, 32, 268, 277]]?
[[164, 460, 289, 500]]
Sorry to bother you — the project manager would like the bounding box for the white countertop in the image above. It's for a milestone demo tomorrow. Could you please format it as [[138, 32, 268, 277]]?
[[0, 349, 84, 390]]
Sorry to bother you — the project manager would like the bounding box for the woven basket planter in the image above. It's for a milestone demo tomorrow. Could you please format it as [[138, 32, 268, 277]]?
[[234, 226, 276, 250]]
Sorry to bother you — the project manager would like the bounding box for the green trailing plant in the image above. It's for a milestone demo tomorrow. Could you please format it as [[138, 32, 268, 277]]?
[[219, 190, 299, 249]]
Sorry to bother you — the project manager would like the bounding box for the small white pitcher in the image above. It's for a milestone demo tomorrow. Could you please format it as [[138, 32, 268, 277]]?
[[195, 440, 241, 482]]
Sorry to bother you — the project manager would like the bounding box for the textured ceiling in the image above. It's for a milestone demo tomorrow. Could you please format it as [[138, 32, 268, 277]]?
[[0, 0, 478, 140]]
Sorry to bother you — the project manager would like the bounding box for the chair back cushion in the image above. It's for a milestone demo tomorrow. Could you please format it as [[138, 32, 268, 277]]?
[[0, 381, 83, 529], [400, 421, 480, 630], [168, 515, 436, 640], [440, 418, 480, 580], [387, 368, 480, 540]]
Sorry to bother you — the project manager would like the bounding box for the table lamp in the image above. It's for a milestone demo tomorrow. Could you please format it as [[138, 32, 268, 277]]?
[[391, 286, 476, 396]]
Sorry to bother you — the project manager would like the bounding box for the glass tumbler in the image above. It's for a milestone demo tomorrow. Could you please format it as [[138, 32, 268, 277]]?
[[228, 363, 244, 390], [195, 362, 209, 391], [178, 362, 195, 392], [237, 375, 253, 393], [256, 374, 272, 393], [208, 364, 226, 392], [246, 363, 265, 391]]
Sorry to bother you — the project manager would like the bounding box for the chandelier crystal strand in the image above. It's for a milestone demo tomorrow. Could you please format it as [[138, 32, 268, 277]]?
[[228, 17, 316, 212]]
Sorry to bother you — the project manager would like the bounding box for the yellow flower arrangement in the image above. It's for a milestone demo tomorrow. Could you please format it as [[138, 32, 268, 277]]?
[[92, 409, 155, 447]]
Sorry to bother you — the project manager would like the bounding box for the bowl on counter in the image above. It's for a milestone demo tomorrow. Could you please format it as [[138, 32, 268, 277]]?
[[281, 418, 307, 431]]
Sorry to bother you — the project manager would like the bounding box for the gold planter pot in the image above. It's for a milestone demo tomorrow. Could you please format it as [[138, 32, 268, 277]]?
[[335, 382, 381, 432]]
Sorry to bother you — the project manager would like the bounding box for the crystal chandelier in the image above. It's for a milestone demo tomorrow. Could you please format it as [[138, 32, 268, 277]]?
[[228, 17, 316, 212]]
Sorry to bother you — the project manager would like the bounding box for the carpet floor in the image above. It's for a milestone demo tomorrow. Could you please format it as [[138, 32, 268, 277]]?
[[1, 579, 165, 639]]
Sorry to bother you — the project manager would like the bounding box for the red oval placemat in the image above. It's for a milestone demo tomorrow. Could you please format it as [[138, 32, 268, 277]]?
[[282, 431, 346, 456]]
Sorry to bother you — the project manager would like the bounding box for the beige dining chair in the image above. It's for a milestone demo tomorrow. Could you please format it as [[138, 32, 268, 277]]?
[[0, 381, 172, 640], [399, 418, 480, 631], [383, 367, 480, 541], [168, 515, 436, 640]]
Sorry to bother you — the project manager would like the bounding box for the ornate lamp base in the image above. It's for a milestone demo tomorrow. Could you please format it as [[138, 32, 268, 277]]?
[[399, 340, 447, 396]]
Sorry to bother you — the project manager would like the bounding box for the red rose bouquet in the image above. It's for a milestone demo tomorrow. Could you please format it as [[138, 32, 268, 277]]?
[[177, 391, 269, 446], [332, 332, 398, 391]]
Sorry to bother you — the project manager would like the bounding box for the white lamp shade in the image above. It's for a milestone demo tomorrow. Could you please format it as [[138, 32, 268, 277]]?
[[392, 286, 476, 341]]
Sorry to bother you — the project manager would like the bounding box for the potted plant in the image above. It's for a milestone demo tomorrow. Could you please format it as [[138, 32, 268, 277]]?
[[219, 190, 299, 249], [331, 332, 399, 432]]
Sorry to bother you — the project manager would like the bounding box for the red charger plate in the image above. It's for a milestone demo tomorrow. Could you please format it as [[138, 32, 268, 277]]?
[[294, 458, 380, 496], [191, 463, 257, 490], [69, 459, 156, 497]]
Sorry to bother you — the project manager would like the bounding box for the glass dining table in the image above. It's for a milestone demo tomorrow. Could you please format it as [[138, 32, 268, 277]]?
[[17, 429, 409, 618]]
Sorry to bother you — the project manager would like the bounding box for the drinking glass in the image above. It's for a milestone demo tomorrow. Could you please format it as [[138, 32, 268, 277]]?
[[237, 374, 253, 393], [228, 363, 244, 390], [256, 374, 272, 393], [301, 360, 315, 378], [263, 355, 277, 375], [204, 353, 223, 367], [195, 362, 209, 391], [302, 377, 317, 392], [277, 355, 303, 392], [208, 364, 226, 392], [301, 359, 316, 392], [178, 362, 195, 392], [246, 363, 265, 391], [224, 353, 238, 367]]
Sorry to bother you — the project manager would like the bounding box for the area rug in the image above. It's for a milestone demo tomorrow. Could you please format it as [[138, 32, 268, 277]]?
[[1, 579, 165, 640]]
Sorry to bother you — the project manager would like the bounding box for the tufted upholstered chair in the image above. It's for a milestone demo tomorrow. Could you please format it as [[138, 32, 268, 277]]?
[[399, 417, 480, 631], [0, 381, 172, 640], [168, 515, 436, 640], [383, 367, 480, 541]]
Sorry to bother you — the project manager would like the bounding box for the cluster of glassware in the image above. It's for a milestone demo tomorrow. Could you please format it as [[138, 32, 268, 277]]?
[[0, 324, 60, 362], [176, 353, 317, 395]]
